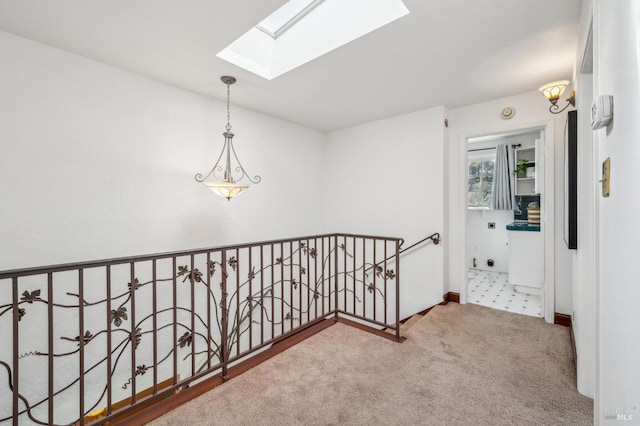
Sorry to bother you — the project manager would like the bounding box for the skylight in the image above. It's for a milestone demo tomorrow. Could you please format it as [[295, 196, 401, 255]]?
[[217, 0, 410, 80], [256, 0, 325, 39]]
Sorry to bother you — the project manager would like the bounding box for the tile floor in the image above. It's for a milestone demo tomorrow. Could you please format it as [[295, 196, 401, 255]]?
[[467, 268, 543, 318]]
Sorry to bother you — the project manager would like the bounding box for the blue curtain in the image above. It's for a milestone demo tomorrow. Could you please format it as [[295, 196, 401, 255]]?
[[490, 144, 516, 210]]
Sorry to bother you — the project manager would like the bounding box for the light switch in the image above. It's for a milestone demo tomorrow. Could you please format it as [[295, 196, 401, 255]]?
[[591, 95, 614, 129], [601, 157, 611, 197]]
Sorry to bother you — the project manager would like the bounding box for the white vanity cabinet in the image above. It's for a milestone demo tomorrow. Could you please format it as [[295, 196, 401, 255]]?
[[508, 227, 544, 289]]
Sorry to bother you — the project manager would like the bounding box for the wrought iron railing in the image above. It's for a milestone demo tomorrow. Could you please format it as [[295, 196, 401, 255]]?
[[0, 233, 401, 425]]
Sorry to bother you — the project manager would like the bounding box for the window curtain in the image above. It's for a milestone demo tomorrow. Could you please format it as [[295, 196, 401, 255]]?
[[490, 144, 516, 210]]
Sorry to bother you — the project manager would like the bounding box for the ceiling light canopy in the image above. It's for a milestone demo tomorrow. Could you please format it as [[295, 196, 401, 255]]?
[[217, 0, 410, 80], [195, 76, 261, 201]]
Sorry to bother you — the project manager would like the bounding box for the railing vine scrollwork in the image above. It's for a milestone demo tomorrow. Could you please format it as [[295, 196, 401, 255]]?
[[0, 233, 401, 425]]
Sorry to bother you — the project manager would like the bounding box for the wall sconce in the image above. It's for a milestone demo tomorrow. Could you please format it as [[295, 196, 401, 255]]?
[[195, 76, 261, 200], [539, 80, 575, 114]]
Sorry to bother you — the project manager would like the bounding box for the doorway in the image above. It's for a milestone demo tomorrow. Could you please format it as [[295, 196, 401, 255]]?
[[457, 121, 556, 324], [467, 129, 544, 318]]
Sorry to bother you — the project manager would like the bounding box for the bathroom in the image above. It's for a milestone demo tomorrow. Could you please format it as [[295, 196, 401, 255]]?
[[466, 128, 544, 318]]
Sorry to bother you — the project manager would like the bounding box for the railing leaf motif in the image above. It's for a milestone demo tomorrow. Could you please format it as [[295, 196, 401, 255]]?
[[110, 307, 128, 327], [227, 256, 238, 271], [178, 332, 193, 349], [20, 289, 41, 304]]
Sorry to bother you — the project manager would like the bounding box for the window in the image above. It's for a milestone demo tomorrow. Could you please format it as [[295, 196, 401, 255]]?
[[468, 156, 495, 208]]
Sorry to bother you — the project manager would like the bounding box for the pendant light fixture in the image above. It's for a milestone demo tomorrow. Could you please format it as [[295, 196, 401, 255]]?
[[195, 76, 261, 200]]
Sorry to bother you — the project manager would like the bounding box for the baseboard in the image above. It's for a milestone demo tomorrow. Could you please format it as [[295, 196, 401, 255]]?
[[553, 313, 577, 378], [569, 320, 577, 373], [442, 292, 460, 304], [554, 313, 571, 327], [403, 292, 461, 319], [337, 317, 406, 342], [413, 306, 436, 317]]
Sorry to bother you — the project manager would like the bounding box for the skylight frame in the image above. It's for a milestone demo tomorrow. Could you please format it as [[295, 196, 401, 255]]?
[[217, 0, 410, 80], [255, 0, 325, 39]]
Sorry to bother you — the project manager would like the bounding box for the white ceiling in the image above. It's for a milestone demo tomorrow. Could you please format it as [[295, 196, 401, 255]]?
[[0, 0, 582, 132]]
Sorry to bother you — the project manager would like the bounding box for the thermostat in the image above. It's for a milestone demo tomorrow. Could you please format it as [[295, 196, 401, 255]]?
[[591, 95, 613, 129]]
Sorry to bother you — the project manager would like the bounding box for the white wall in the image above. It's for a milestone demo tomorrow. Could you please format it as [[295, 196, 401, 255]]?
[[446, 90, 574, 316], [0, 30, 330, 423], [571, 0, 596, 399], [0, 26, 446, 354], [0, 30, 326, 271], [0, 28, 446, 337], [467, 210, 511, 273], [593, 0, 640, 422], [324, 108, 445, 318]]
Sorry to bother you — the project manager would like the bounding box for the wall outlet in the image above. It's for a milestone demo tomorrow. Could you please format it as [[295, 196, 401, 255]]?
[[488, 222, 496, 229]]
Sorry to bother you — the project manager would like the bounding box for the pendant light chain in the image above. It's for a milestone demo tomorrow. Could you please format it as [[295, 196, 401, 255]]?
[[225, 82, 232, 132]]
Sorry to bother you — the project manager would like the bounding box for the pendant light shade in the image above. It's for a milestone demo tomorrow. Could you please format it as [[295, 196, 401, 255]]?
[[205, 181, 250, 200], [195, 76, 261, 200]]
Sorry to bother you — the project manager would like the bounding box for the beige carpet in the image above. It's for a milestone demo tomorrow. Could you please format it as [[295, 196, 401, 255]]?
[[148, 303, 593, 426]]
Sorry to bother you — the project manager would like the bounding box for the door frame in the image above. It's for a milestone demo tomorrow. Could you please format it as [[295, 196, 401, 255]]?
[[458, 119, 555, 323]]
